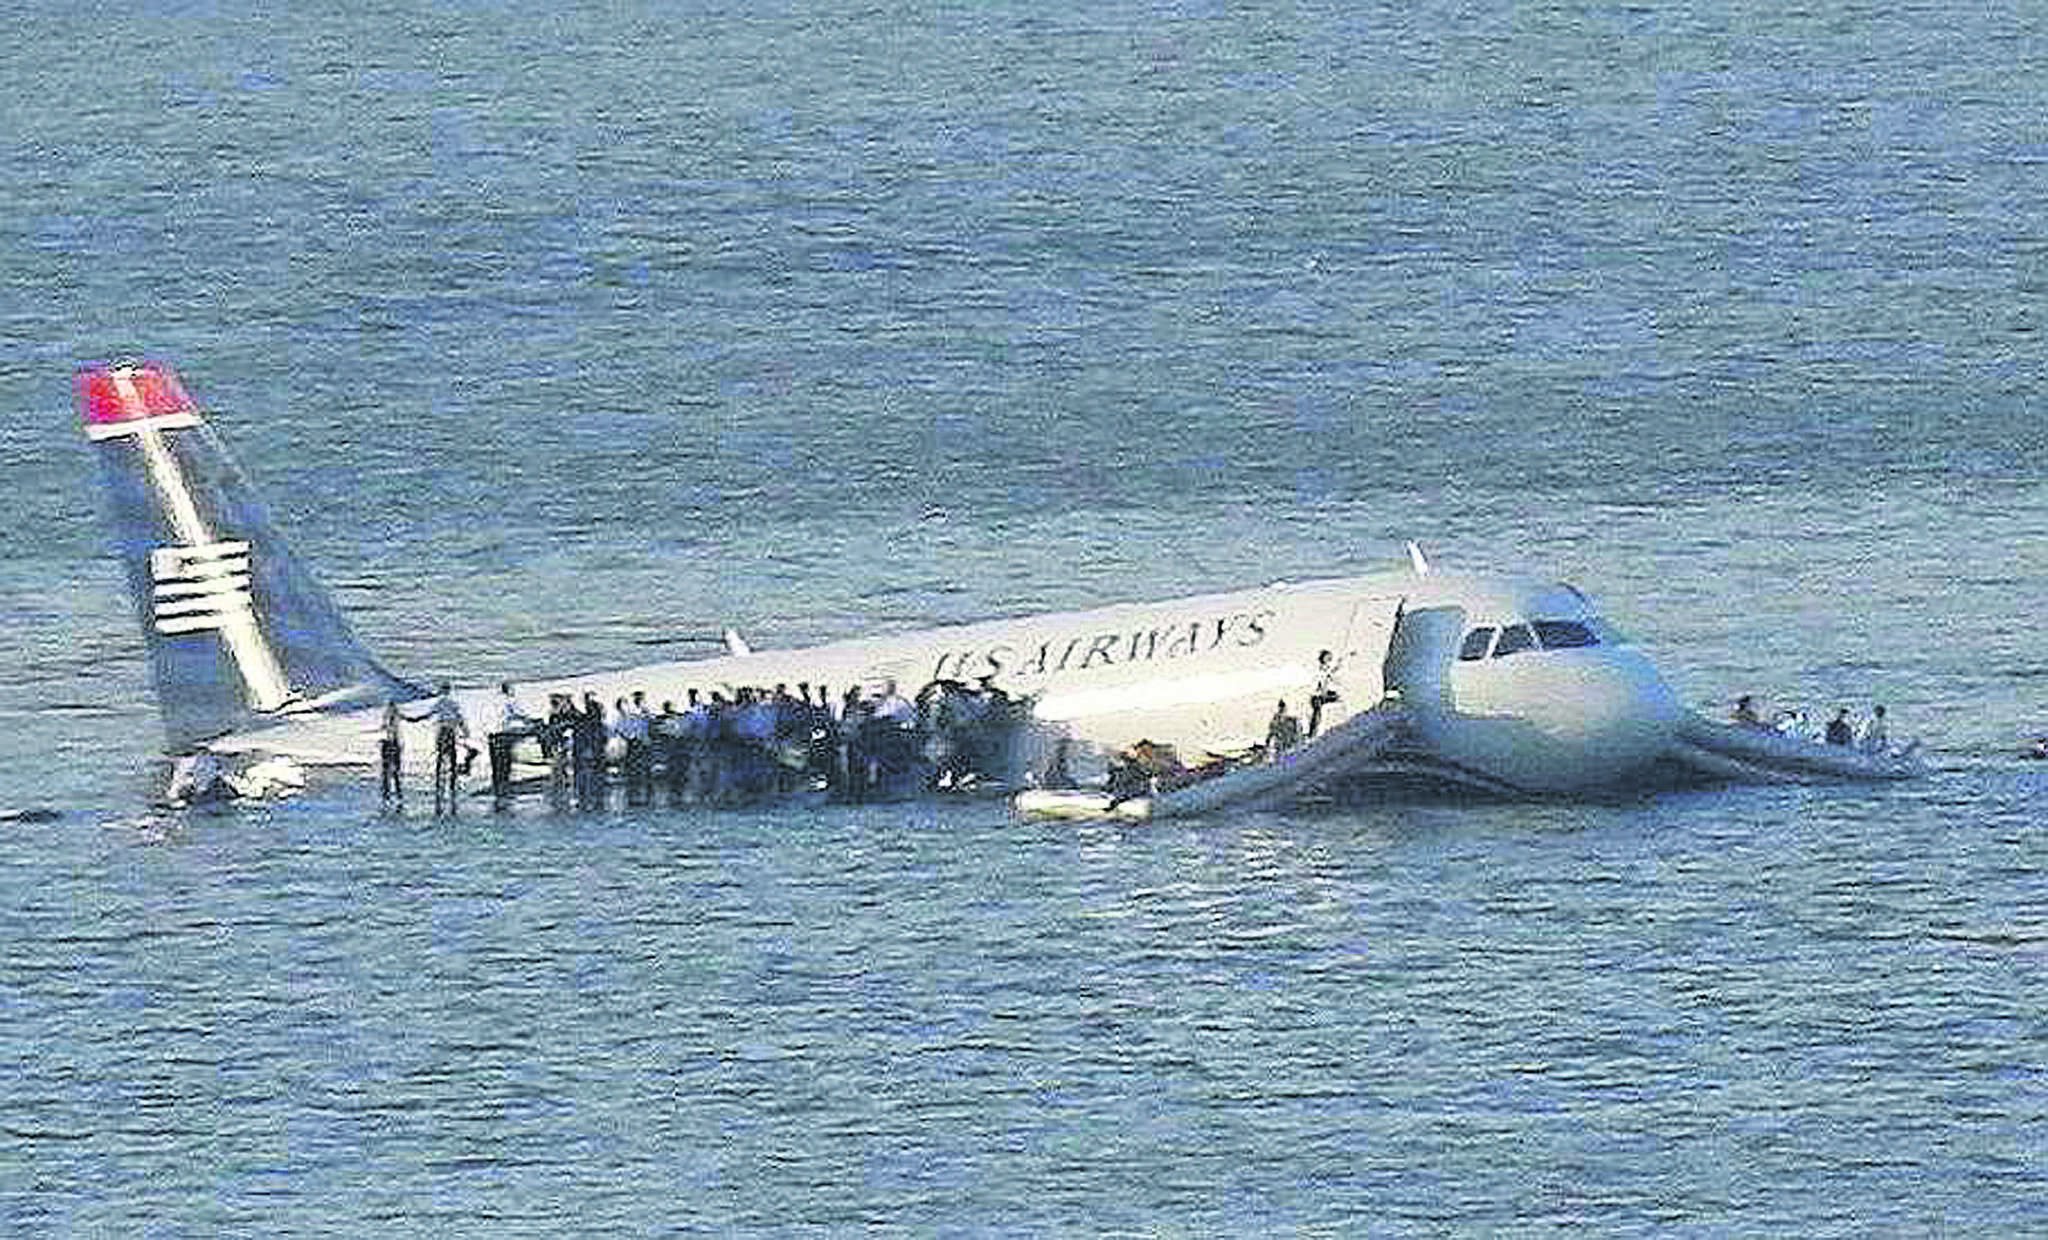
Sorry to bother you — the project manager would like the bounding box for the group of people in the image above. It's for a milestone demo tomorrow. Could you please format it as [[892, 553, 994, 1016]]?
[[1099, 739, 1248, 806], [379, 675, 1026, 813], [1093, 669, 1346, 809], [380, 684, 476, 814], [1266, 651, 1343, 758], [1730, 694, 1893, 753]]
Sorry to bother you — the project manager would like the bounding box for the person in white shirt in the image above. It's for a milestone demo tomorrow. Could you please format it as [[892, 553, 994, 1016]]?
[[1307, 649, 1342, 739], [873, 679, 915, 727], [1859, 704, 1890, 755], [869, 680, 919, 793], [408, 683, 469, 815], [487, 682, 536, 808]]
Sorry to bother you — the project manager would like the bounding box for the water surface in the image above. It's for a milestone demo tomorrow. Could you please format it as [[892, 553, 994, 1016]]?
[[1, 2, 2043, 1232]]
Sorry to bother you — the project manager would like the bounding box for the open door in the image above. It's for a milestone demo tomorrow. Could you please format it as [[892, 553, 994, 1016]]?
[[1329, 599, 1403, 708], [1382, 602, 1466, 742]]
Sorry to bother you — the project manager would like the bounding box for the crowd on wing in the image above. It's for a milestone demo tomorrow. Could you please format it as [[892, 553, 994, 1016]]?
[[380, 675, 1030, 813]]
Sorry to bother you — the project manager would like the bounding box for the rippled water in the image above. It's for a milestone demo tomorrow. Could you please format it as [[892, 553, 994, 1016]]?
[[3, 2, 2045, 1233], [9, 781, 2044, 1233]]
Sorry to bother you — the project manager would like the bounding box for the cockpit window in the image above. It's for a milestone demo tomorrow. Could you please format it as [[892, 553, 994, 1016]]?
[[1532, 619, 1599, 649], [1491, 623, 1536, 658], [1458, 627, 1496, 661]]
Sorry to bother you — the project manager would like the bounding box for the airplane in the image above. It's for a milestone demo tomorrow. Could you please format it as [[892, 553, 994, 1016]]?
[[75, 360, 1920, 810]]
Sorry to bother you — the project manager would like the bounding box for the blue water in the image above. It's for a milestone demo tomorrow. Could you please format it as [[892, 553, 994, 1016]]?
[[2, 3, 2045, 1232]]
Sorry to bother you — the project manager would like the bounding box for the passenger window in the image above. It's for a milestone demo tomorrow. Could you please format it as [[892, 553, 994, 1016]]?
[[1492, 624, 1535, 657], [1459, 627, 1496, 661], [1532, 619, 1598, 649]]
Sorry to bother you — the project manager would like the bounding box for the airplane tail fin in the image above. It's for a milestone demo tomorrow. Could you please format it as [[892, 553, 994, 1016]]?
[[77, 361, 418, 750]]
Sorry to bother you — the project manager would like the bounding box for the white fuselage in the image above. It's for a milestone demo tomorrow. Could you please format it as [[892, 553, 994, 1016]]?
[[222, 566, 1683, 796]]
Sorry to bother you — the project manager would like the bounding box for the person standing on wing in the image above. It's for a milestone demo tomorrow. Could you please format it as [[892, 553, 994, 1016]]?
[[378, 700, 405, 806], [487, 682, 536, 809], [1267, 699, 1303, 758], [1307, 649, 1341, 739], [407, 683, 470, 815]]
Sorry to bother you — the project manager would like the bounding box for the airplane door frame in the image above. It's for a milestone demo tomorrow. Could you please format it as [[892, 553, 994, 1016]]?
[[1329, 597, 1403, 716], [1381, 601, 1468, 740]]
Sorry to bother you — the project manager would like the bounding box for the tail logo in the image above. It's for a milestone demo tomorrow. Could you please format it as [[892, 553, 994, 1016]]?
[[150, 541, 255, 636], [82, 360, 413, 739]]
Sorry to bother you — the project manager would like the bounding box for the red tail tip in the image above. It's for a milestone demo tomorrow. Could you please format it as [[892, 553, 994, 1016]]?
[[76, 361, 197, 426]]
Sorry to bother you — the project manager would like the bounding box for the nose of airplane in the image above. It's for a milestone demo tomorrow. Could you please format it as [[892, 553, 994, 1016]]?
[[1564, 647, 1683, 782], [1437, 645, 1686, 793]]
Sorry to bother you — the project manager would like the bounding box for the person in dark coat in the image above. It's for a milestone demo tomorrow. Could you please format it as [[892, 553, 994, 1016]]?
[[574, 692, 608, 809], [545, 693, 576, 810], [1825, 707, 1854, 746]]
